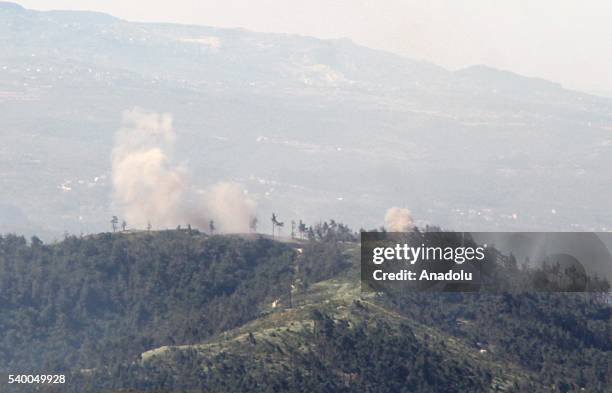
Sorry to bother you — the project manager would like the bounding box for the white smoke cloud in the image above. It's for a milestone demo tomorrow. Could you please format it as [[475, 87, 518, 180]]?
[[111, 108, 256, 232], [384, 207, 414, 232], [198, 183, 257, 233]]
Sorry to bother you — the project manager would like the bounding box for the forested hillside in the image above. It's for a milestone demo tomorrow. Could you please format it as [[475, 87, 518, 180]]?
[[0, 226, 610, 393], [0, 230, 296, 371]]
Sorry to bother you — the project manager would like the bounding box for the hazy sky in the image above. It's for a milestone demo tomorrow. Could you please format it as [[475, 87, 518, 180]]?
[[17, 0, 612, 93]]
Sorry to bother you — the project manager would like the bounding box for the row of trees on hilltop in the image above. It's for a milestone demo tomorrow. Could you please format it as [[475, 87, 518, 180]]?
[[106, 213, 357, 241], [269, 213, 357, 242]]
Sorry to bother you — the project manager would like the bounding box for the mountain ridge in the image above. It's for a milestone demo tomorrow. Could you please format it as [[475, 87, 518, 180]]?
[[0, 1, 582, 94], [1, 1, 612, 237], [0, 2, 24, 11]]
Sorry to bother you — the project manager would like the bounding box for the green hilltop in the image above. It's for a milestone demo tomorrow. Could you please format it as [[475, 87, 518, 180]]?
[[0, 226, 609, 392]]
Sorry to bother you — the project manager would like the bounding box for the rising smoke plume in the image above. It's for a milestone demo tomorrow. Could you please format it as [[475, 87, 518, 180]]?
[[111, 108, 256, 232], [384, 207, 414, 232]]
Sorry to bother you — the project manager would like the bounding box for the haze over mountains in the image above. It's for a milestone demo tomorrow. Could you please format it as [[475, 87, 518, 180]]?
[[1, 1, 611, 238]]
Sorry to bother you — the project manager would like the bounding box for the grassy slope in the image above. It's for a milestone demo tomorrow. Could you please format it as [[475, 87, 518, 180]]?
[[139, 243, 541, 392]]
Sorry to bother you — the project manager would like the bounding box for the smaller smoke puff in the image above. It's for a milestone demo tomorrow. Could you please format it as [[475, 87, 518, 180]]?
[[112, 108, 256, 232], [384, 207, 414, 232], [198, 183, 257, 233]]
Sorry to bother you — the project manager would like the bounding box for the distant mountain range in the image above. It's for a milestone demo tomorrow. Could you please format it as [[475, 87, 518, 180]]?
[[1, 1, 611, 237]]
